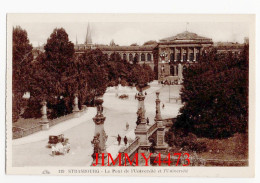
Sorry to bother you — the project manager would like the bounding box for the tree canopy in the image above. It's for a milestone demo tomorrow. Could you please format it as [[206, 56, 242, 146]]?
[[12, 26, 33, 122], [174, 46, 249, 139]]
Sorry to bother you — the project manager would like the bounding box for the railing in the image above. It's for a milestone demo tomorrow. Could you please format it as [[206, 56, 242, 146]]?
[[123, 137, 140, 156], [147, 122, 157, 136]]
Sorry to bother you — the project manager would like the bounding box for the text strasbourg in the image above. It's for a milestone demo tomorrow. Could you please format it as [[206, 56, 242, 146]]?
[[92, 153, 190, 166]]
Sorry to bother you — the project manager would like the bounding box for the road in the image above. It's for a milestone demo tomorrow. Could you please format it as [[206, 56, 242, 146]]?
[[12, 82, 182, 166]]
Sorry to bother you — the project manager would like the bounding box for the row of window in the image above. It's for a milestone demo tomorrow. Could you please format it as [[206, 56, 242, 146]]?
[[169, 53, 199, 62], [123, 53, 152, 62]]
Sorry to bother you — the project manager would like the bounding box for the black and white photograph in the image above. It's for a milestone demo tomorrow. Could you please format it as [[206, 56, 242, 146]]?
[[5, 13, 255, 177]]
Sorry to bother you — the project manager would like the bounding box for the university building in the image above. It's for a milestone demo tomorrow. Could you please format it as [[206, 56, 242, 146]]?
[[75, 27, 214, 84], [34, 24, 247, 84]]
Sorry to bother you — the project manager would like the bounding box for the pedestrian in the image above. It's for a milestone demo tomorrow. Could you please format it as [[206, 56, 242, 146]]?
[[162, 103, 165, 109], [117, 134, 121, 145], [126, 122, 129, 130], [124, 136, 128, 146], [145, 91, 147, 95], [147, 117, 149, 125]]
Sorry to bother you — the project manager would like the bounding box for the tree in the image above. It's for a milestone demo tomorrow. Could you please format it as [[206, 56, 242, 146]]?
[[143, 40, 157, 46], [130, 43, 138, 46], [12, 26, 33, 122], [23, 28, 76, 118], [76, 49, 108, 105], [174, 46, 249, 139]]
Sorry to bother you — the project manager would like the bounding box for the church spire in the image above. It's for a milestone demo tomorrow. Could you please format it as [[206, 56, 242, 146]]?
[[85, 23, 92, 45]]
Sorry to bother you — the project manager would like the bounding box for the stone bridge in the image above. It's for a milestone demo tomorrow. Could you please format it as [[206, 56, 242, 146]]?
[[117, 91, 172, 166]]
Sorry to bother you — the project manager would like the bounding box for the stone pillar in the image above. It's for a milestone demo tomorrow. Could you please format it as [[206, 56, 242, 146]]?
[[138, 145, 151, 166], [193, 47, 196, 61], [174, 65, 177, 76], [40, 100, 49, 130], [126, 53, 129, 62], [178, 63, 183, 84], [155, 92, 162, 121], [151, 53, 153, 62], [187, 47, 190, 61], [135, 91, 149, 145], [154, 92, 168, 152], [174, 47, 177, 62], [93, 99, 108, 155], [73, 94, 80, 117], [180, 47, 183, 62], [199, 47, 203, 60]]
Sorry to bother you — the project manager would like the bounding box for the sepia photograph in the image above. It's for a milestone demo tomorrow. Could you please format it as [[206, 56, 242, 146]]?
[[5, 13, 255, 177]]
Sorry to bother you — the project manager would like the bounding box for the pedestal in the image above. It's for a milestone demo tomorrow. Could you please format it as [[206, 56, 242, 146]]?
[[154, 120, 168, 153], [40, 101, 49, 130]]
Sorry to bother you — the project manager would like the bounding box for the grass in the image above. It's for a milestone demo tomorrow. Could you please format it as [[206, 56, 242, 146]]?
[[197, 133, 248, 161], [13, 118, 42, 129]]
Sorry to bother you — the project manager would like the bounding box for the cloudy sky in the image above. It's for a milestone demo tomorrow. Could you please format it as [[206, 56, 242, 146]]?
[[13, 21, 249, 47]]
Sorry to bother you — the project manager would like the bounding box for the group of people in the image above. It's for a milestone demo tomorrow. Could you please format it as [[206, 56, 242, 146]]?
[[50, 135, 71, 156], [117, 135, 128, 146]]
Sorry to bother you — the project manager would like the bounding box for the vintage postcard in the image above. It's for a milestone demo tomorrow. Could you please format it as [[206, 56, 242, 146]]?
[[6, 14, 255, 177]]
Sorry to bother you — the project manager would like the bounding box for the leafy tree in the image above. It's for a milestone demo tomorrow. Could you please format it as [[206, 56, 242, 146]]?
[[174, 45, 249, 139], [23, 28, 76, 118], [130, 43, 138, 46], [143, 40, 157, 46], [12, 26, 33, 122], [76, 49, 108, 105]]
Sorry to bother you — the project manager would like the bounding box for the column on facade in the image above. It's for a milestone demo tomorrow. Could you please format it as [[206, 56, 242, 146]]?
[[180, 47, 183, 62], [178, 63, 183, 84], [174, 47, 177, 62], [193, 47, 196, 61], [126, 53, 129, 62], [199, 47, 203, 58], [187, 47, 190, 61], [145, 53, 148, 62], [174, 65, 177, 76]]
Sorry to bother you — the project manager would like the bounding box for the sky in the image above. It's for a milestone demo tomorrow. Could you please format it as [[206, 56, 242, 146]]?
[[13, 21, 249, 47]]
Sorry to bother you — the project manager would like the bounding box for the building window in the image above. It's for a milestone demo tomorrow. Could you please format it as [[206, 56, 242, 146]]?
[[129, 53, 133, 61], [134, 54, 139, 63], [123, 53, 127, 61], [189, 53, 194, 61], [196, 53, 199, 61], [177, 53, 181, 61], [183, 53, 187, 61], [141, 53, 145, 61], [147, 53, 151, 61], [170, 53, 174, 62]]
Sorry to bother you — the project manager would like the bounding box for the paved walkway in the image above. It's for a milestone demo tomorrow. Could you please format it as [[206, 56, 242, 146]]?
[[12, 108, 96, 146]]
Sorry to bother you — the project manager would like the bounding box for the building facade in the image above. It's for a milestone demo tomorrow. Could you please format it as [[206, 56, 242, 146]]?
[[33, 27, 247, 84]]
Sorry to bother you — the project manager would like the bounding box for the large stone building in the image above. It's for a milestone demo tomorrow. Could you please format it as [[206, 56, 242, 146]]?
[[75, 29, 214, 83], [33, 25, 247, 84]]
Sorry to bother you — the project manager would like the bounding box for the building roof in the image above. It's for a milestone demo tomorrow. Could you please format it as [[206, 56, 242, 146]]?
[[160, 31, 212, 43], [95, 45, 156, 51]]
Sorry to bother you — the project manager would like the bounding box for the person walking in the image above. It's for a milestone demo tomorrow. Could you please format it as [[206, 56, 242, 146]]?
[[126, 122, 129, 130], [162, 103, 165, 109], [146, 117, 149, 125], [117, 134, 121, 145], [124, 136, 128, 146]]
